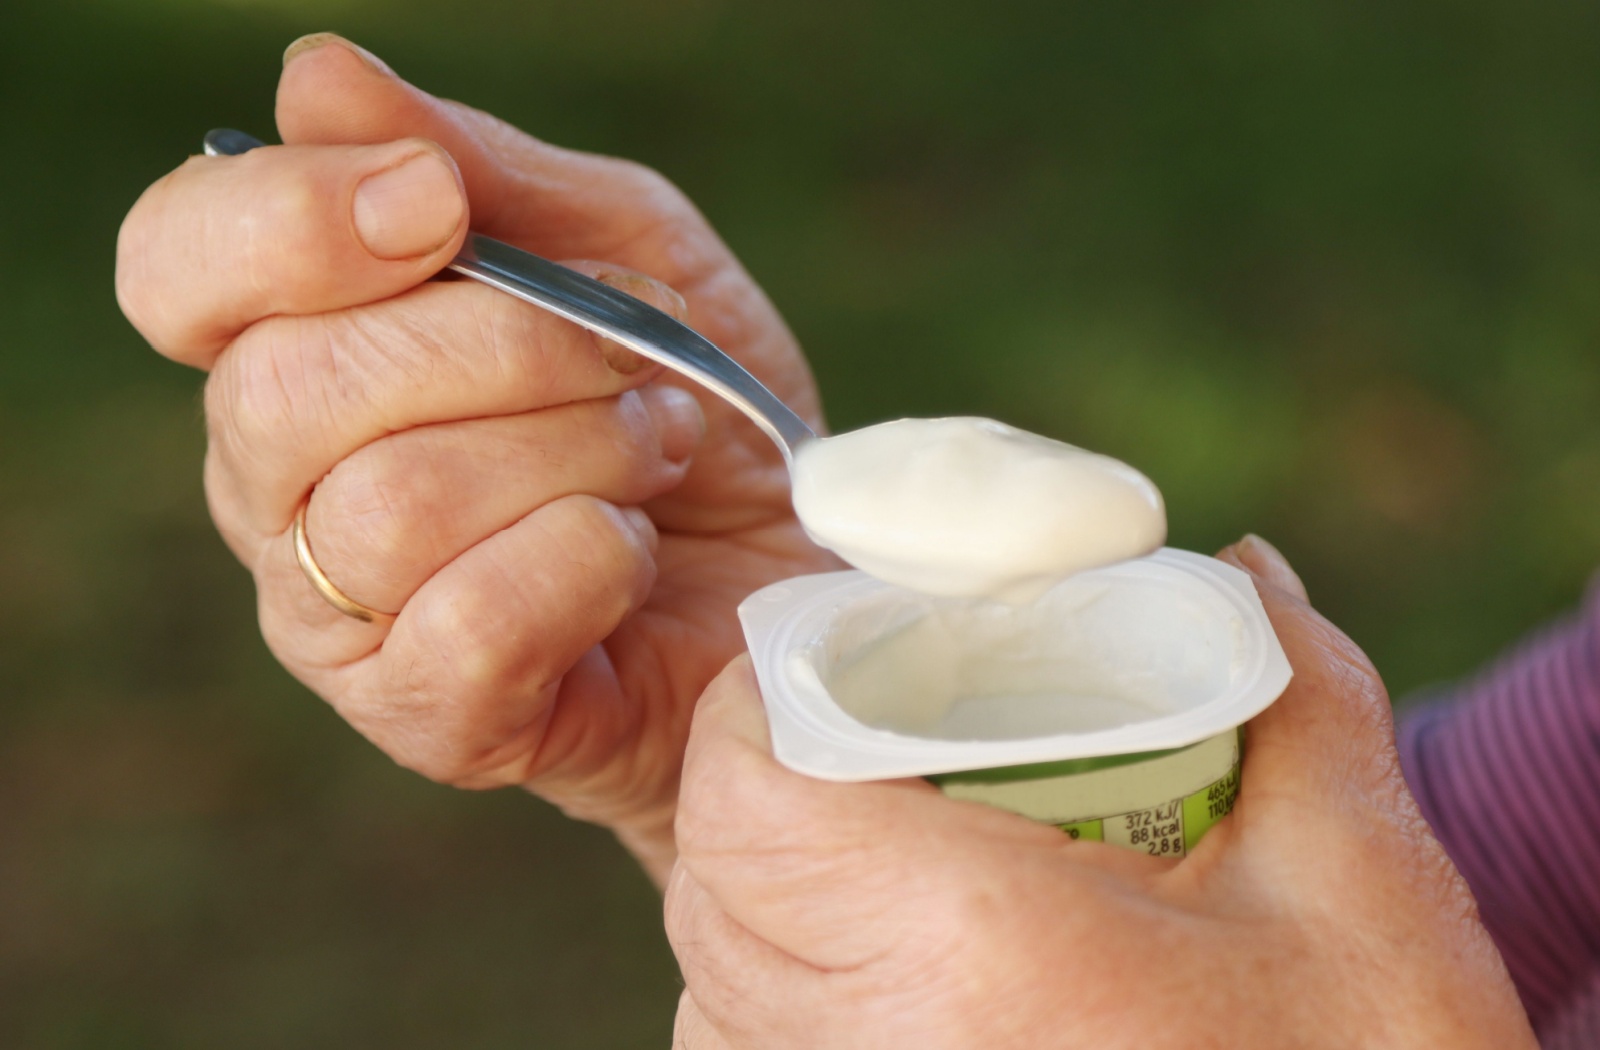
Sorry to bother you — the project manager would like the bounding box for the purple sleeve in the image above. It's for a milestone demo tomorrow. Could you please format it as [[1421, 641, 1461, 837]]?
[[1397, 581, 1600, 1039]]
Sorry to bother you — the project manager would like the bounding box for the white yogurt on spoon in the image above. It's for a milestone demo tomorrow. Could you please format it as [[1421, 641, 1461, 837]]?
[[791, 417, 1166, 601]]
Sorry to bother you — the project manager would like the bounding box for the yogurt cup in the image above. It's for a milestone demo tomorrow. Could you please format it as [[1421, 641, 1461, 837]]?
[[737, 548, 1292, 855], [930, 729, 1241, 853]]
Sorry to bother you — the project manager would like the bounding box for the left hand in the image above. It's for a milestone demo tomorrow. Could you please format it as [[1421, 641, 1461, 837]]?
[[116, 35, 835, 883], [664, 536, 1535, 1048]]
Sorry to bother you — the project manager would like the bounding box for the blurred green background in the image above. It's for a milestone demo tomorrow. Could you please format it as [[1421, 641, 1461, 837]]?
[[4, 0, 1600, 1044]]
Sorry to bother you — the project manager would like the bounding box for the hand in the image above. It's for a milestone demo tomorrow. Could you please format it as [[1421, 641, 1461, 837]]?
[[115, 34, 833, 883], [665, 536, 1536, 1048]]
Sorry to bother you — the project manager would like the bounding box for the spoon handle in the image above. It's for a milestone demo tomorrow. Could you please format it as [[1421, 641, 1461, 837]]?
[[202, 129, 815, 463]]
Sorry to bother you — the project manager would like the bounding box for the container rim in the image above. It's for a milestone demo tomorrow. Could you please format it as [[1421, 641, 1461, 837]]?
[[737, 549, 1293, 782]]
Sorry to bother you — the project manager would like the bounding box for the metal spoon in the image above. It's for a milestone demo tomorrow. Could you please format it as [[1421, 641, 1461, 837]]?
[[202, 129, 816, 465]]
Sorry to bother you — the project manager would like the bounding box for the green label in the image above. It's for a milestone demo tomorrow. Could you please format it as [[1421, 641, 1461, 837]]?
[[1181, 762, 1241, 853], [1058, 818, 1104, 842], [1058, 760, 1241, 858]]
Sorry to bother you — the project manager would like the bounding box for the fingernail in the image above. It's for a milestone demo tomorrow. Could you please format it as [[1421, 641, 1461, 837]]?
[[620, 507, 659, 551], [1240, 533, 1286, 564], [590, 271, 687, 374], [352, 151, 464, 260], [639, 384, 706, 465], [283, 32, 393, 74], [594, 270, 689, 321], [595, 339, 653, 375], [1233, 534, 1310, 601]]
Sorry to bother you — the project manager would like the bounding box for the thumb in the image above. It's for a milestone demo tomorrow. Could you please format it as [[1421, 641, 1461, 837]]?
[[674, 657, 1119, 971], [117, 138, 467, 368], [274, 34, 727, 284], [1217, 536, 1403, 819]]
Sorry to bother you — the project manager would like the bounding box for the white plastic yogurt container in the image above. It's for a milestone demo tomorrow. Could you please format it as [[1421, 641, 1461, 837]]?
[[738, 548, 1293, 854]]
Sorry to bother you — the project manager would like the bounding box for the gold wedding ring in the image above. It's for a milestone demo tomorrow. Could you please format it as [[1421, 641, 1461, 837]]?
[[292, 502, 397, 626]]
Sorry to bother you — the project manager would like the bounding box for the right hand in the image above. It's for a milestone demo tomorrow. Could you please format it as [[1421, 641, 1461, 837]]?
[[665, 537, 1536, 1047], [115, 34, 835, 882]]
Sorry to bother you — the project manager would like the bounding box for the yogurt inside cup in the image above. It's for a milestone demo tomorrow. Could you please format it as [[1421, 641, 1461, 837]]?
[[738, 552, 1292, 854], [743, 414, 1291, 853], [742, 412, 1292, 851]]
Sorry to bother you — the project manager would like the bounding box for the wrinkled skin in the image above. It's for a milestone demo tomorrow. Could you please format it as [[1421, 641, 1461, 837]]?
[[116, 34, 834, 882], [666, 537, 1537, 1048], [120, 36, 1537, 1045]]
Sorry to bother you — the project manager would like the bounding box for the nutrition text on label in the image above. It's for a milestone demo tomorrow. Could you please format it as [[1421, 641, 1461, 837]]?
[[1058, 765, 1242, 858]]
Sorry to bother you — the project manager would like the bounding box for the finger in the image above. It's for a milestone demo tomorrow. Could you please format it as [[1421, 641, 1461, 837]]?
[[203, 268, 687, 545], [275, 34, 823, 424], [566, 260, 690, 374], [1229, 533, 1309, 601], [300, 384, 701, 615], [665, 865, 829, 1049], [1212, 537, 1476, 927], [674, 658, 1136, 971], [249, 384, 699, 670], [273, 34, 823, 528], [673, 992, 736, 1050], [272, 495, 658, 795], [1216, 536, 1401, 814], [116, 140, 467, 368], [275, 35, 728, 287]]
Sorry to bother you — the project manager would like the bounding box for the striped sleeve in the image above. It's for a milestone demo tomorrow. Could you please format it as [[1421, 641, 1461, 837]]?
[[1397, 581, 1600, 1039]]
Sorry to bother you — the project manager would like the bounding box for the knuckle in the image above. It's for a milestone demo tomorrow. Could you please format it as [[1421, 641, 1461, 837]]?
[[114, 267, 169, 355], [200, 445, 260, 561], [622, 161, 691, 220], [114, 167, 191, 353], [675, 737, 790, 866], [338, 681, 482, 788], [363, 651, 534, 788], [252, 171, 339, 305], [661, 873, 699, 947], [401, 741, 485, 788], [113, 226, 156, 338], [661, 881, 766, 1037], [320, 443, 445, 590], [937, 878, 1012, 947], [206, 324, 306, 468], [363, 700, 483, 787], [669, 991, 702, 1050], [371, 498, 660, 789], [467, 283, 561, 382], [117, 153, 348, 361], [550, 495, 657, 604], [425, 580, 534, 700], [449, 280, 650, 396]]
